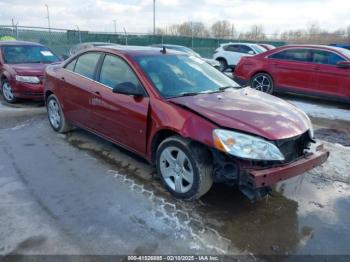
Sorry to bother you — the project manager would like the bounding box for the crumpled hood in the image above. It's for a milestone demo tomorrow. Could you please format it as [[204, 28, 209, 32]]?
[[10, 63, 48, 76], [168, 88, 311, 140]]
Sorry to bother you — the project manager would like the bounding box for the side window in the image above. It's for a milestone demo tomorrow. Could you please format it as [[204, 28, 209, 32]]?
[[224, 45, 240, 52], [74, 52, 101, 79], [239, 45, 254, 54], [269, 50, 288, 60], [99, 54, 143, 93], [312, 50, 345, 65], [270, 49, 312, 62], [65, 59, 77, 71]]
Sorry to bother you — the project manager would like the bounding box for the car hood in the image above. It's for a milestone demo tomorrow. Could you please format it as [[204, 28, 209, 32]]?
[[168, 87, 311, 140], [202, 58, 220, 66], [10, 63, 49, 76]]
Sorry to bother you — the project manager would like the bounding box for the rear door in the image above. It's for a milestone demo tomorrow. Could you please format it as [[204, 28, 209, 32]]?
[[222, 44, 241, 66], [268, 48, 318, 93], [92, 53, 150, 155], [311, 49, 350, 99], [60, 52, 102, 129]]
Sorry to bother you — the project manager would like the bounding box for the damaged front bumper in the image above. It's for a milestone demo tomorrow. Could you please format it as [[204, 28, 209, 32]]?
[[248, 143, 329, 188], [212, 142, 329, 201]]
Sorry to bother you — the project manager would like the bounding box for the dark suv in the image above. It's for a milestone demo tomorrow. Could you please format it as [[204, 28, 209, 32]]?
[[0, 41, 60, 103]]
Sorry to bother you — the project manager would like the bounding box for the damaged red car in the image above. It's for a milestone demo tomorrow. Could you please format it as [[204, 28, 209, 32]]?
[[44, 46, 329, 201]]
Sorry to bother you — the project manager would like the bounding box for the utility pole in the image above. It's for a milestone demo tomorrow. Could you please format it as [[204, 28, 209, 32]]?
[[45, 4, 51, 32], [76, 25, 82, 43], [153, 0, 156, 35], [123, 27, 128, 45], [45, 4, 51, 45], [113, 20, 117, 33], [191, 21, 194, 49]]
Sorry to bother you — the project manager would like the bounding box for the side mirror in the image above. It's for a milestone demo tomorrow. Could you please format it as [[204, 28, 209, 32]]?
[[112, 82, 144, 97], [248, 50, 255, 55], [337, 61, 350, 68]]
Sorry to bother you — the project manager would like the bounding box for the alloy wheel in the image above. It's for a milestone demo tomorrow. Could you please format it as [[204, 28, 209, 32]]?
[[48, 99, 61, 129], [252, 74, 273, 93], [159, 146, 194, 194], [2, 82, 15, 101]]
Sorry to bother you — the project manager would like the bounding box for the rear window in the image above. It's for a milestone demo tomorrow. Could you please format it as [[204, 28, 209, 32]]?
[[2, 45, 59, 64]]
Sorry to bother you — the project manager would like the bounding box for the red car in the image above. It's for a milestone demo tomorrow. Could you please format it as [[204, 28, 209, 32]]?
[[44, 46, 329, 201], [0, 41, 60, 103], [234, 44, 350, 103]]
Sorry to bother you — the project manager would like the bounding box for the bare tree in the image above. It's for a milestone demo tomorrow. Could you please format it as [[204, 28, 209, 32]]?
[[241, 24, 266, 41], [211, 20, 234, 38], [165, 22, 209, 37]]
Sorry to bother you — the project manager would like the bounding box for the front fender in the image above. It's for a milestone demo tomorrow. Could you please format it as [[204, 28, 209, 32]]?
[[147, 99, 218, 160]]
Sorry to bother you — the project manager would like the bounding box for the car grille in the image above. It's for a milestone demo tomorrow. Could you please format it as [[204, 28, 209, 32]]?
[[275, 131, 311, 163]]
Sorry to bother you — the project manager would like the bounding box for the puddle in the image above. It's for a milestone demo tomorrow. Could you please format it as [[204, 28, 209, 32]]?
[[0, 98, 44, 109], [64, 128, 350, 256], [315, 128, 350, 147]]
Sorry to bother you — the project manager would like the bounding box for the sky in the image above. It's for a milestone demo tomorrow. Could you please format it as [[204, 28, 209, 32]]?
[[0, 0, 350, 34]]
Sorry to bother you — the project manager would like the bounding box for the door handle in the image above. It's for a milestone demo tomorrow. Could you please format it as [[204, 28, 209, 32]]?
[[60, 76, 65, 81], [95, 91, 101, 96]]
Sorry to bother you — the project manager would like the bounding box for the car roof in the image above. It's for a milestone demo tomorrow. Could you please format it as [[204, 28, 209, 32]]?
[[76, 42, 120, 46], [0, 40, 43, 46], [152, 44, 187, 48], [280, 44, 343, 51], [97, 45, 185, 56], [220, 42, 259, 46]]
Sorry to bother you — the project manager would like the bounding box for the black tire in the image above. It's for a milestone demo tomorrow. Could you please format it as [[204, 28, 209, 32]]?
[[250, 73, 274, 94], [46, 94, 72, 133], [156, 136, 213, 200], [217, 58, 228, 72], [1, 79, 17, 103]]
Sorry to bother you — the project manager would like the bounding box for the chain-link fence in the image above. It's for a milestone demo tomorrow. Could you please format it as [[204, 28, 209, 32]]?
[[0, 25, 286, 58]]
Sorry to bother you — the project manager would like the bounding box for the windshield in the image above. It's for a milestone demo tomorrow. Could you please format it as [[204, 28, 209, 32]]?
[[2, 45, 60, 64], [135, 54, 240, 98], [251, 44, 266, 54]]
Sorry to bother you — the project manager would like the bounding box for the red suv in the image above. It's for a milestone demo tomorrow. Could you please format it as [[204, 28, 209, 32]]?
[[0, 41, 60, 103], [234, 45, 350, 103], [44, 46, 329, 201]]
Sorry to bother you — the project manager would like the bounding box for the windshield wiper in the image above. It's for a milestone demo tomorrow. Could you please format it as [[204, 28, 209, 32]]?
[[218, 85, 235, 91], [169, 90, 213, 98]]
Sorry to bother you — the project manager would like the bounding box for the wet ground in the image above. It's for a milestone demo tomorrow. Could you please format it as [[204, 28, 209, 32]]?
[[0, 97, 350, 260]]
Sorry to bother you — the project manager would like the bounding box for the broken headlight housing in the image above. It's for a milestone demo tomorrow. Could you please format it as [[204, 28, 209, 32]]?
[[213, 129, 285, 161]]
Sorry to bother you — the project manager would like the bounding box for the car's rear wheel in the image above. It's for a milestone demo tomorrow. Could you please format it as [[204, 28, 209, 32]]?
[[251, 73, 274, 94], [1, 80, 16, 103], [217, 58, 228, 72], [47, 94, 72, 133], [156, 136, 213, 200]]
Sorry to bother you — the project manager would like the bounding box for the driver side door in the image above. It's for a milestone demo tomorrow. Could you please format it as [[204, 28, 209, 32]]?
[[91, 53, 150, 155]]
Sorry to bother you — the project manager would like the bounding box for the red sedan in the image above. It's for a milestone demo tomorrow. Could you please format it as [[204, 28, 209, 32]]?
[[0, 41, 60, 103], [44, 46, 329, 201], [234, 44, 350, 103]]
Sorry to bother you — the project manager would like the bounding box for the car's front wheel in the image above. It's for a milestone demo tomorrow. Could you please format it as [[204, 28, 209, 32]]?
[[251, 73, 274, 94], [46, 94, 72, 133], [156, 136, 213, 200], [1, 79, 16, 103]]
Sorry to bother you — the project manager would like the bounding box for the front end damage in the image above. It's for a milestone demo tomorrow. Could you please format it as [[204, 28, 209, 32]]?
[[211, 131, 330, 202]]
